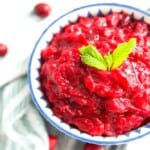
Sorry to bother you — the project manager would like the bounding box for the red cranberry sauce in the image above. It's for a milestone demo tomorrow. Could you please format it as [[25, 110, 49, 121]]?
[[40, 12, 150, 136]]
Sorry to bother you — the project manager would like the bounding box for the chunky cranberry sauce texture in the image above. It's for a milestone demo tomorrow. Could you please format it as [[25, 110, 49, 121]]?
[[40, 12, 150, 136]]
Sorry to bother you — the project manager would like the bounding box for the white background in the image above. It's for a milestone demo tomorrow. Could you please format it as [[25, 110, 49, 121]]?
[[0, 0, 149, 149]]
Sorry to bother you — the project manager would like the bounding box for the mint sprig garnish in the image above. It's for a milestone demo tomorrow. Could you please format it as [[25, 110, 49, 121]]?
[[79, 44, 107, 71], [79, 38, 136, 70]]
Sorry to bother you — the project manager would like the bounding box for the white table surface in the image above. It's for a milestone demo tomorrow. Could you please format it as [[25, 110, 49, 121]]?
[[0, 0, 149, 150]]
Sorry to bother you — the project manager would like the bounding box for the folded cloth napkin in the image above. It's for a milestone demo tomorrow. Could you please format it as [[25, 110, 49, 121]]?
[[0, 58, 49, 150]]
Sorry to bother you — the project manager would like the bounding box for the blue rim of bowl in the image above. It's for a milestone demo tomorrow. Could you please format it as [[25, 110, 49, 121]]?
[[28, 3, 150, 145]]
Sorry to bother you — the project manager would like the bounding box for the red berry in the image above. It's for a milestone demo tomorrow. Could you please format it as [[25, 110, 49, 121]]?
[[0, 43, 8, 56], [34, 3, 51, 18], [84, 143, 105, 150], [48, 135, 57, 150]]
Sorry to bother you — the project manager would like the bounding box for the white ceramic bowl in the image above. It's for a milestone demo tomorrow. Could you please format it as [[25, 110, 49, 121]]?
[[28, 3, 150, 145]]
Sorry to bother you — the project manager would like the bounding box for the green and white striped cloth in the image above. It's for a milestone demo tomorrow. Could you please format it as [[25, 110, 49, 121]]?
[[0, 58, 49, 150]]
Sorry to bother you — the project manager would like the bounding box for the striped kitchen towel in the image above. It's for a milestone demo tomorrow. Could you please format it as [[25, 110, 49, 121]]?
[[0, 58, 49, 150]]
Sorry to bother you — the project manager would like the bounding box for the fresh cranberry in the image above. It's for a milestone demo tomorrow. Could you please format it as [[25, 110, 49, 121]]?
[[48, 135, 57, 150], [84, 143, 105, 150], [0, 43, 8, 56], [34, 3, 51, 18]]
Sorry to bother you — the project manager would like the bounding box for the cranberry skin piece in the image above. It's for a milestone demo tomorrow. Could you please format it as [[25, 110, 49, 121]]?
[[48, 135, 58, 150], [72, 117, 104, 136], [0, 43, 8, 56], [34, 3, 51, 18], [84, 143, 105, 150], [105, 98, 130, 113]]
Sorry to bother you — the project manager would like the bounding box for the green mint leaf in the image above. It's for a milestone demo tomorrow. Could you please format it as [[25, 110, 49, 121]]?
[[81, 54, 107, 70], [111, 38, 136, 69], [104, 53, 113, 70], [79, 45, 107, 70], [79, 38, 136, 71], [79, 45, 104, 62]]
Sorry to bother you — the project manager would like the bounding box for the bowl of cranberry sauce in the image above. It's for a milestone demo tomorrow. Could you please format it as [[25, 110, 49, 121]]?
[[28, 3, 150, 145]]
